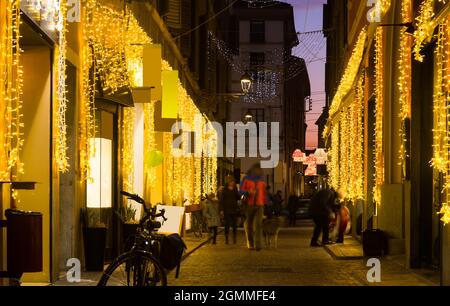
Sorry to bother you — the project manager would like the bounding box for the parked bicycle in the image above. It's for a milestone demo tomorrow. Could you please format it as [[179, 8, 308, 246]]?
[[98, 191, 185, 286]]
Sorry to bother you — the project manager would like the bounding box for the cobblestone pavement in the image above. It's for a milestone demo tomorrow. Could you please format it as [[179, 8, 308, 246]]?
[[170, 225, 439, 286]]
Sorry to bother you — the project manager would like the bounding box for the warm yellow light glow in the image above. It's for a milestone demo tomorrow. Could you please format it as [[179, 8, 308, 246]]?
[[348, 73, 365, 200], [339, 110, 350, 197], [0, 0, 24, 180], [55, 0, 69, 172], [144, 103, 157, 188], [80, 2, 152, 181], [87, 138, 112, 208], [122, 107, 135, 192], [325, 28, 367, 138], [374, 27, 385, 205], [398, 0, 413, 165], [328, 125, 340, 190], [432, 17, 450, 224], [413, 0, 435, 62]]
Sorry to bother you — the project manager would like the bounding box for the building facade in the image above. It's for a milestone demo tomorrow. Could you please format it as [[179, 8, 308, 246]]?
[[0, 0, 226, 284], [322, 0, 450, 284], [226, 1, 306, 196]]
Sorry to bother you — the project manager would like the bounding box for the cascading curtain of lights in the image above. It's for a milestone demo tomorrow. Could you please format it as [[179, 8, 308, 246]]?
[[398, 0, 413, 165], [326, 28, 367, 133], [326, 29, 368, 195], [159, 60, 218, 204], [124, 18, 152, 194], [202, 120, 218, 195], [0, 0, 24, 181], [348, 72, 365, 201], [328, 124, 340, 191], [164, 132, 175, 203], [432, 19, 450, 224], [412, 0, 450, 224], [89, 4, 130, 94], [122, 107, 135, 192], [413, 0, 435, 62], [339, 109, 350, 197], [80, 0, 98, 182], [55, 0, 69, 172], [374, 27, 385, 206], [368, 0, 392, 22], [327, 72, 365, 201], [143, 103, 157, 189], [80, 1, 151, 181]]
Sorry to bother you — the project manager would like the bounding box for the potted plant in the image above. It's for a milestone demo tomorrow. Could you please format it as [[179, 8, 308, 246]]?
[[81, 208, 107, 272], [116, 204, 138, 252]]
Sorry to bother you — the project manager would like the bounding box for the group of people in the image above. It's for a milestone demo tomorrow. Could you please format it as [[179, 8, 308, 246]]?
[[201, 164, 351, 250], [202, 164, 275, 251], [309, 188, 350, 246]]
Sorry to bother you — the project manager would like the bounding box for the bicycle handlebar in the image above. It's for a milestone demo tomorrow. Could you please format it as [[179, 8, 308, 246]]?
[[121, 191, 167, 221]]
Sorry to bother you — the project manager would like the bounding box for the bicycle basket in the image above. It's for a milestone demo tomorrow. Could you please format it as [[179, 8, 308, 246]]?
[[159, 234, 186, 271]]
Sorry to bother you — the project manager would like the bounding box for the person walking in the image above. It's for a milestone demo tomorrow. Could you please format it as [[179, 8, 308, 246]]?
[[272, 190, 284, 216], [203, 193, 221, 244], [287, 193, 299, 227], [265, 185, 274, 217], [219, 179, 240, 244], [240, 164, 266, 251], [309, 188, 338, 247]]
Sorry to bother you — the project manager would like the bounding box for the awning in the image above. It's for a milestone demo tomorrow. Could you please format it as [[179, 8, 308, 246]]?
[[96, 86, 134, 107]]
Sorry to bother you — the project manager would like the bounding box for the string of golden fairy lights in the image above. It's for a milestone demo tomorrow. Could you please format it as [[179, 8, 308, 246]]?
[[55, 0, 69, 172], [327, 30, 366, 201], [339, 109, 350, 197], [122, 107, 135, 192], [0, 0, 24, 181], [432, 18, 450, 224], [53, 0, 218, 203], [328, 124, 340, 190], [80, 0, 97, 182], [398, 0, 412, 166], [80, 1, 151, 182], [413, 0, 435, 62], [349, 72, 365, 201], [412, 0, 449, 224], [326, 28, 367, 123], [374, 27, 385, 206]]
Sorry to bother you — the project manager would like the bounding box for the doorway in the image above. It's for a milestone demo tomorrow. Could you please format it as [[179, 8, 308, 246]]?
[[86, 101, 119, 261], [411, 44, 440, 269]]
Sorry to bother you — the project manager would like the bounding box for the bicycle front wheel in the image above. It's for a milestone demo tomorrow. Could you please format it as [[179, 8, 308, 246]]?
[[98, 250, 167, 286]]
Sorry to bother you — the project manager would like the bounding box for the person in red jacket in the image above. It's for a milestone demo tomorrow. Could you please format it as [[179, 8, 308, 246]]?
[[240, 164, 267, 251]]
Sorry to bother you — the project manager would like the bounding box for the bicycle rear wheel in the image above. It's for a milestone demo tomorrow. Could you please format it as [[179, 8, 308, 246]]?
[[98, 250, 167, 286]]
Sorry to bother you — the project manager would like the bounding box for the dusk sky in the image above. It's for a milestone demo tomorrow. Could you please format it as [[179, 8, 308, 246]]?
[[284, 0, 327, 150]]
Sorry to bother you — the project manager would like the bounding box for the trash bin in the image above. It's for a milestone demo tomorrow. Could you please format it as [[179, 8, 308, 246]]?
[[362, 229, 386, 257], [5, 209, 43, 273]]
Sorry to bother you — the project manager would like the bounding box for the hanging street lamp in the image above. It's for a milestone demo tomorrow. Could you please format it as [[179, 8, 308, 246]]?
[[240, 72, 252, 94]]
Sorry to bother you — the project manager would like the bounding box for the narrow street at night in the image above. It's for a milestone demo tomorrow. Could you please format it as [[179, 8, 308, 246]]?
[[171, 224, 438, 287], [2, 0, 450, 299]]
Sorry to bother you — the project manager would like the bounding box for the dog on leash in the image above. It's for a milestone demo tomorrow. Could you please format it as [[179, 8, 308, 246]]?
[[263, 216, 282, 248]]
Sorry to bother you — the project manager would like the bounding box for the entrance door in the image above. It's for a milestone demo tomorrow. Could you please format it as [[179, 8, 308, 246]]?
[[411, 44, 440, 269], [86, 105, 117, 261]]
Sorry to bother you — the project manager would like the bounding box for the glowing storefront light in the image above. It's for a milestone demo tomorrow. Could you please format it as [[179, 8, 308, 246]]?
[[87, 138, 112, 208]]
